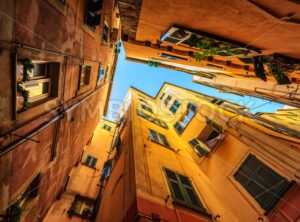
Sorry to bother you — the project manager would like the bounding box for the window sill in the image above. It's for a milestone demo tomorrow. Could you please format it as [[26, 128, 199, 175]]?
[[16, 97, 59, 124], [172, 201, 212, 219], [149, 139, 173, 151], [81, 163, 97, 170], [82, 24, 97, 38]]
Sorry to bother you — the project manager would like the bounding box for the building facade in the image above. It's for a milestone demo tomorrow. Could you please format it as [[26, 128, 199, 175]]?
[[0, 0, 120, 221], [96, 83, 300, 222], [117, 0, 300, 107], [43, 119, 116, 221]]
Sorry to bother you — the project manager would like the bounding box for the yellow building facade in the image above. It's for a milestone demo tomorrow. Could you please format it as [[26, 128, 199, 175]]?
[[43, 119, 116, 221], [96, 83, 300, 222]]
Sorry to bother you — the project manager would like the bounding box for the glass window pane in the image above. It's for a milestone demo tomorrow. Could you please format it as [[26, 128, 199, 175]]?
[[170, 181, 185, 201], [25, 81, 50, 99]]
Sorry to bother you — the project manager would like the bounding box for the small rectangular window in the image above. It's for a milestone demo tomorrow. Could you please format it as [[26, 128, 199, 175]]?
[[102, 21, 109, 44], [79, 65, 92, 87], [84, 0, 102, 30], [141, 104, 153, 113], [164, 168, 207, 213], [69, 195, 95, 218], [137, 110, 168, 129], [160, 92, 165, 100], [170, 100, 181, 114], [101, 159, 112, 181], [84, 155, 97, 168], [16, 59, 59, 113], [174, 102, 197, 134], [164, 95, 172, 106], [234, 154, 290, 212], [103, 124, 111, 131], [97, 66, 105, 87], [148, 129, 170, 147], [210, 98, 224, 105]]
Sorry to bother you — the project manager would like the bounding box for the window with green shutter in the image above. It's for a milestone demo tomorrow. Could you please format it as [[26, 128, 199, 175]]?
[[234, 154, 290, 212], [84, 155, 98, 168], [169, 100, 181, 114], [137, 110, 168, 129], [189, 139, 210, 157], [164, 95, 172, 106], [103, 124, 112, 131], [205, 118, 222, 133], [141, 104, 153, 113], [160, 92, 166, 100], [148, 129, 171, 147], [164, 168, 207, 213]]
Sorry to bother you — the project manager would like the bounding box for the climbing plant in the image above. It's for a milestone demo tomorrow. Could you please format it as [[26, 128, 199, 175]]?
[[190, 34, 237, 61], [16, 59, 33, 112], [148, 60, 160, 67]]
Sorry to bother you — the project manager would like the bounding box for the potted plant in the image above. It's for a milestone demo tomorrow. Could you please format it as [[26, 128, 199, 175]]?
[[6, 201, 25, 222], [20, 58, 34, 81], [16, 83, 30, 113], [16, 58, 33, 112]]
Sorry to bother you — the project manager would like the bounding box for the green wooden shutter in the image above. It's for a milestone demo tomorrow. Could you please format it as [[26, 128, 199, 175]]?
[[206, 118, 222, 133], [91, 158, 97, 168], [164, 168, 207, 213], [164, 168, 188, 205], [234, 154, 290, 212], [178, 174, 206, 212]]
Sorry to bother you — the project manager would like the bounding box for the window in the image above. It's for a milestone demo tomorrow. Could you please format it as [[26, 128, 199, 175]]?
[[148, 129, 170, 147], [137, 110, 168, 129], [210, 98, 224, 105], [174, 102, 197, 134], [160, 92, 165, 100], [68, 195, 95, 218], [84, 155, 97, 168], [84, 0, 103, 29], [164, 95, 172, 106], [189, 139, 210, 157], [21, 174, 41, 200], [101, 159, 112, 181], [234, 154, 290, 212], [159, 53, 188, 61], [79, 65, 91, 87], [102, 21, 109, 44], [141, 104, 153, 113], [103, 124, 111, 131], [5, 174, 41, 219], [193, 118, 224, 153], [170, 100, 181, 114], [96, 66, 104, 87], [139, 98, 148, 104], [164, 168, 207, 213], [160, 27, 192, 45], [16, 59, 60, 113], [113, 135, 121, 154]]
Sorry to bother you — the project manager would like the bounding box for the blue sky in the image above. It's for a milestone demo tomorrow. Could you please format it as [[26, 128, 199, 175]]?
[[105, 45, 283, 120]]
